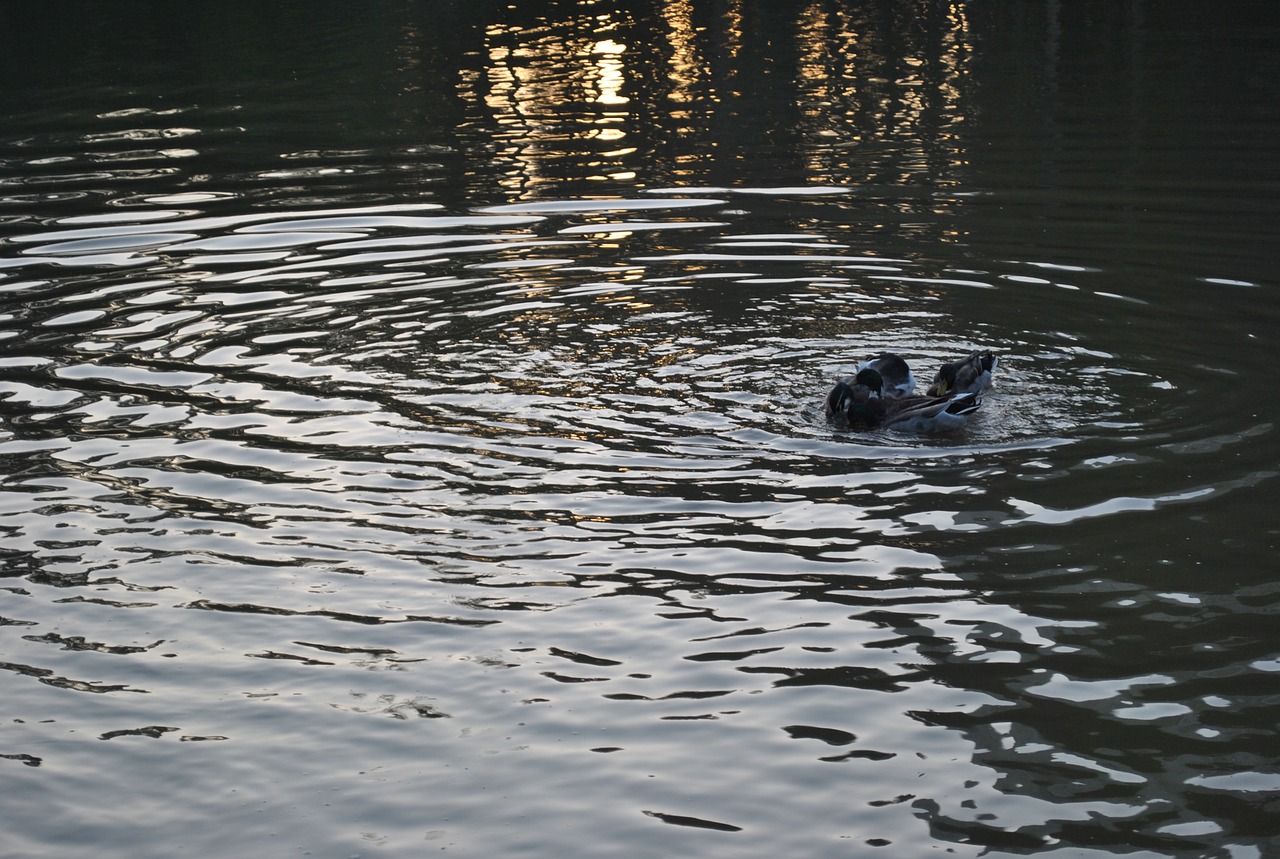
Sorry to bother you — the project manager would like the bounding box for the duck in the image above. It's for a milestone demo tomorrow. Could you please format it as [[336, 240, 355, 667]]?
[[826, 368, 883, 421], [926, 351, 998, 397], [827, 367, 982, 432], [855, 353, 916, 398]]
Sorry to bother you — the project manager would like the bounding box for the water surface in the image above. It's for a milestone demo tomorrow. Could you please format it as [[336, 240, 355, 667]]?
[[2, 3, 1278, 857]]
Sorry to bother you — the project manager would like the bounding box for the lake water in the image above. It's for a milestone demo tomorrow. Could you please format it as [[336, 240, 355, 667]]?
[[2, 2, 1278, 857]]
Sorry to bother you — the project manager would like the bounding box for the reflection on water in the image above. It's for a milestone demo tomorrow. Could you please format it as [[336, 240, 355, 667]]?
[[2, 2, 1279, 858], [461, 1, 975, 197]]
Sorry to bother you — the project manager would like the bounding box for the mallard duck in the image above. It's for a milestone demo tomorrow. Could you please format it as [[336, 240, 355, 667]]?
[[855, 353, 916, 398], [927, 351, 998, 397], [826, 368, 883, 421], [827, 367, 981, 432]]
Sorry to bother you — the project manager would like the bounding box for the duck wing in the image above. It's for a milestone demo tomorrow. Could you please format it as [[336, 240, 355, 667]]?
[[883, 392, 980, 432]]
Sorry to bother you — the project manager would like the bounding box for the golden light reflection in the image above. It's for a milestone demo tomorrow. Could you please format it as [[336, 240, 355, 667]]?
[[786, 0, 973, 194], [660, 0, 700, 105], [456, 10, 643, 199], [590, 40, 629, 106], [452, 1, 975, 224]]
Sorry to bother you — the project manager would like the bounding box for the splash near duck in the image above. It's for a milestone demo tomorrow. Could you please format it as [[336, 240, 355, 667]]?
[[827, 352, 996, 433]]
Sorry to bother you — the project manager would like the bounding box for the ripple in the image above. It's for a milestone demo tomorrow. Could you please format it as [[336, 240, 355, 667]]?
[[477, 197, 727, 214], [2, 190, 1274, 859]]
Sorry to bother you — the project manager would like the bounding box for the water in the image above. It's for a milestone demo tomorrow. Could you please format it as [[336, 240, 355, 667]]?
[[2, 2, 1278, 857]]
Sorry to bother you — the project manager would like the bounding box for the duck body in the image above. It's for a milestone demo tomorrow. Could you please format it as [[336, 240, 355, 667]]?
[[878, 392, 981, 432], [926, 351, 998, 397]]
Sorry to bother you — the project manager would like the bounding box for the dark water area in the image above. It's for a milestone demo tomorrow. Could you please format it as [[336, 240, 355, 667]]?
[[1, 2, 1278, 857]]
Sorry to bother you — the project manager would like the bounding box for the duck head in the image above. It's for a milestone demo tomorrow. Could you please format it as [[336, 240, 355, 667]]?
[[854, 367, 884, 396], [931, 365, 957, 396]]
